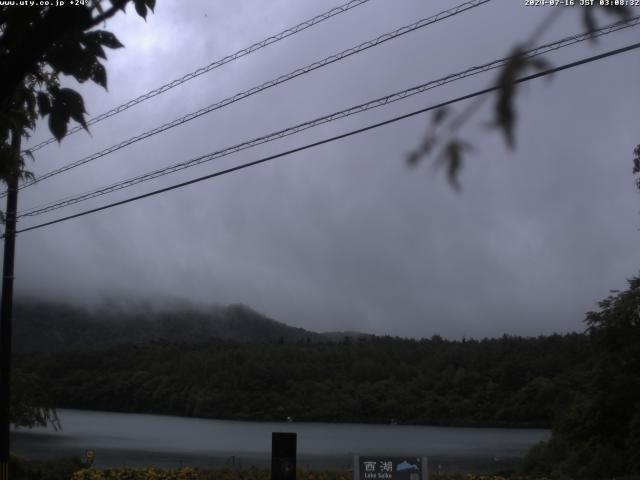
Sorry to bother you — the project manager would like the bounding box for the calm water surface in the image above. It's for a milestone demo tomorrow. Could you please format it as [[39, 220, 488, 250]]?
[[11, 409, 549, 474]]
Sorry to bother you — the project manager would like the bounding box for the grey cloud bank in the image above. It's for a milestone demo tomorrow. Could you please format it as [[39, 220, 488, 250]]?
[[12, 0, 640, 339]]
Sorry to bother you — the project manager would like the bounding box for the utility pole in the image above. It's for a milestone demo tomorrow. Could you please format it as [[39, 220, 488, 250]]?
[[0, 130, 20, 480]]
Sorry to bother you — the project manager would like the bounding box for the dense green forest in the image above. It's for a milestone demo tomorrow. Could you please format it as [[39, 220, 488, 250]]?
[[15, 333, 590, 428], [522, 275, 640, 479]]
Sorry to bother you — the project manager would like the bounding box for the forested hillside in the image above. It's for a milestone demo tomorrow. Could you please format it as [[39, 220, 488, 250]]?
[[15, 333, 590, 427], [12, 300, 338, 352]]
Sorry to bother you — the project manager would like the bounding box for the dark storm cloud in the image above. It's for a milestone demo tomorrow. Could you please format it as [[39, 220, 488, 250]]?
[[13, 0, 640, 338]]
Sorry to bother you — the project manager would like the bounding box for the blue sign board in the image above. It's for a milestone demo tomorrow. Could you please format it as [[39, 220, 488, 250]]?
[[354, 456, 427, 480]]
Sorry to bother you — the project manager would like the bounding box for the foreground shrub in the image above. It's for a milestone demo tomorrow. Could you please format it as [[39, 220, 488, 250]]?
[[71, 469, 556, 480], [71, 469, 353, 480], [10, 455, 84, 480], [72, 467, 200, 480]]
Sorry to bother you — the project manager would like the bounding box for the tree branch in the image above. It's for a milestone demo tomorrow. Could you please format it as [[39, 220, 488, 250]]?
[[0, 1, 131, 110], [88, 0, 129, 29]]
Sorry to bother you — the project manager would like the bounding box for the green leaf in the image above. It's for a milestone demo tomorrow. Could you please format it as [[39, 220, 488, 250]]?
[[145, 0, 156, 12], [24, 91, 36, 119], [91, 30, 124, 49], [91, 63, 107, 89], [445, 142, 461, 187], [582, 9, 597, 39], [527, 57, 552, 73], [80, 33, 107, 59], [599, 5, 631, 20], [406, 151, 421, 167], [56, 88, 88, 130], [582, 6, 630, 41], [22, 150, 35, 163], [19, 170, 35, 182], [109, 0, 127, 11], [43, 43, 78, 75], [48, 109, 67, 141], [49, 88, 88, 136], [407, 135, 435, 167], [495, 89, 516, 149], [36, 92, 51, 116], [133, 0, 148, 19], [45, 40, 101, 84], [492, 47, 551, 149], [439, 140, 473, 189], [64, 4, 93, 28], [493, 49, 523, 148], [432, 107, 449, 126]]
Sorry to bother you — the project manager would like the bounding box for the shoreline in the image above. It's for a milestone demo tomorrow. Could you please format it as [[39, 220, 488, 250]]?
[[34, 407, 553, 431]]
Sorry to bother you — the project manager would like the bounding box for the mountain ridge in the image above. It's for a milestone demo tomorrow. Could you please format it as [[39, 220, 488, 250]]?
[[12, 298, 368, 352]]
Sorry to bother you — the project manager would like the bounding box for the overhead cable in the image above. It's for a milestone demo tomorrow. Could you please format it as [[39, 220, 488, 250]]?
[[10, 0, 491, 197], [17, 16, 640, 219], [25, 0, 374, 154], [11, 40, 640, 238]]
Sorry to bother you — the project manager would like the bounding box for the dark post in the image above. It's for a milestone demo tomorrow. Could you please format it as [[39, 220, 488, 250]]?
[[271, 432, 296, 480], [0, 131, 20, 480]]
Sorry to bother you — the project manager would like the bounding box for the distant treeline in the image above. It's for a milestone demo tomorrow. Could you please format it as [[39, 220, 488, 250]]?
[[15, 333, 590, 427], [12, 300, 362, 353]]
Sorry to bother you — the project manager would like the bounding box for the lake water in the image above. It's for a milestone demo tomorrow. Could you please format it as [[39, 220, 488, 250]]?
[[11, 409, 549, 474]]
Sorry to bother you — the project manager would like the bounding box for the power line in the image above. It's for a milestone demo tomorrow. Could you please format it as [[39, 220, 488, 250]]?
[[24, 0, 374, 154], [17, 16, 640, 219], [9, 0, 491, 197], [18, 16, 639, 216], [10, 40, 640, 238]]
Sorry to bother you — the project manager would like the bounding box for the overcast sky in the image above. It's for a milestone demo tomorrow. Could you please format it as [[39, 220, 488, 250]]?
[[11, 0, 640, 339]]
